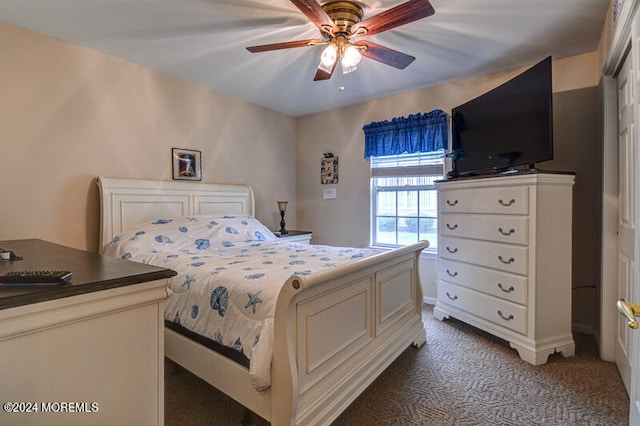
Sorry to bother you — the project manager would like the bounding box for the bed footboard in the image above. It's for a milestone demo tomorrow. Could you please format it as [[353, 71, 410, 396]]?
[[271, 241, 428, 425]]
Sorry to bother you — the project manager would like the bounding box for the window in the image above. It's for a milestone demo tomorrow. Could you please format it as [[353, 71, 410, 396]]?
[[363, 109, 448, 251], [371, 151, 444, 251]]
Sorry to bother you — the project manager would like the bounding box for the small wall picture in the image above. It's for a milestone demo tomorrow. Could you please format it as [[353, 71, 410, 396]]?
[[321, 153, 338, 184], [172, 148, 202, 181]]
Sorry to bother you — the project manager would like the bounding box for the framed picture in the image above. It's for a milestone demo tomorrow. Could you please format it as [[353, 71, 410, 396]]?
[[172, 148, 202, 181], [321, 153, 338, 184]]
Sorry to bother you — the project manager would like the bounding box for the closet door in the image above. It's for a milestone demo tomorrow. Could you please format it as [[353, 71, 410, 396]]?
[[615, 46, 636, 395]]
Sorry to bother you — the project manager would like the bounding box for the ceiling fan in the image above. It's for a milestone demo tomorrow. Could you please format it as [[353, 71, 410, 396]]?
[[246, 0, 435, 81]]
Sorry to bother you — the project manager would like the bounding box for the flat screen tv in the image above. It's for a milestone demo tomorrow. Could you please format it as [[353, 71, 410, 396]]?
[[450, 56, 553, 177]]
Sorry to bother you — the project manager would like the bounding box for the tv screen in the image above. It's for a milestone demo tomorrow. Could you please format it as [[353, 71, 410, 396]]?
[[451, 56, 553, 176]]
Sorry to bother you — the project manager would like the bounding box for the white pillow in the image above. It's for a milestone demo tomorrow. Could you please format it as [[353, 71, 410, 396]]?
[[103, 214, 277, 258]]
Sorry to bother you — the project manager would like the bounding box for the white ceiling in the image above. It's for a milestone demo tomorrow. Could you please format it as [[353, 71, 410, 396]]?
[[1, 0, 610, 117]]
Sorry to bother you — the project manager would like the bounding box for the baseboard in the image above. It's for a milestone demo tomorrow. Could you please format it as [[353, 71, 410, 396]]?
[[423, 297, 436, 306]]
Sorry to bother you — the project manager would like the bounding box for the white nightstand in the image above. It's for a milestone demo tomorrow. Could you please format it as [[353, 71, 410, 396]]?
[[273, 230, 313, 244]]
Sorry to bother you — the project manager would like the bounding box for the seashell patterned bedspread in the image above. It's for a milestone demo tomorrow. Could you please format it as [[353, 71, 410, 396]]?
[[102, 214, 382, 391]]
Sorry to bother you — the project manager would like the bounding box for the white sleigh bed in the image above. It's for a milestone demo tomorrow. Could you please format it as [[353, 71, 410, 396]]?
[[97, 176, 428, 425]]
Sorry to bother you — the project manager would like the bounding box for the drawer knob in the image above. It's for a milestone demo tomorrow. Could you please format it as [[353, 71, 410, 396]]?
[[498, 198, 516, 207], [497, 310, 514, 321], [446, 246, 458, 254], [498, 227, 516, 236], [446, 223, 458, 230], [498, 255, 515, 264], [446, 269, 458, 277], [446, 199, 458, 206], [497, 283, 515, 293], [446, 292, 458, 301]]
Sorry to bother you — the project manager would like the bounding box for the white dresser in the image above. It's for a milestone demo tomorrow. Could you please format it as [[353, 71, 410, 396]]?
[[433, 172, 575, 365], [0, 239, 175, 425]]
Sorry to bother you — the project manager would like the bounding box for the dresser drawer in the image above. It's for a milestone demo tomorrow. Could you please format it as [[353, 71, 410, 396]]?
[[438, 259, 527, 305], [439, 236, 528, 275], [439, 281, 527, 334], [440, 213, 529, 245], [439, 186, 529, 215]]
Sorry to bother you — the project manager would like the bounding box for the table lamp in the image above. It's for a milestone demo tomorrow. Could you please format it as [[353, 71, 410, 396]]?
[[277, 201, 289, 235]]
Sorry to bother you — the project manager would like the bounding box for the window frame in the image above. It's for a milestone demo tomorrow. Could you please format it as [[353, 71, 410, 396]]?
[[369, 151, 445, 254]]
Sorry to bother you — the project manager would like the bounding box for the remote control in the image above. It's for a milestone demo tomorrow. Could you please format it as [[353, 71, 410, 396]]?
[[0, 270, 73, 284]]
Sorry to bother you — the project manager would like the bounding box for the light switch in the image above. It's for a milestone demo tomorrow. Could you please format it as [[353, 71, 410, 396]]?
[[323, 188, 337, 200]]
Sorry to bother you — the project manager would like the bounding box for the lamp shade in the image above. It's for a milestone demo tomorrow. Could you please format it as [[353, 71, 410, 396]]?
[[320, 44, 337, 66], [342, 45, 362, 74], [277, 201, 288, 212], [318, 44, 338, 73]]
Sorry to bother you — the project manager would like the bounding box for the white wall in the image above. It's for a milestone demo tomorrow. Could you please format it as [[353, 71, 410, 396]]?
[[0, 22, 297, 252]]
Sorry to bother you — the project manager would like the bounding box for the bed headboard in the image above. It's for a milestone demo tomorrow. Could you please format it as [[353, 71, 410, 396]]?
[[97, 176, 255, 252]]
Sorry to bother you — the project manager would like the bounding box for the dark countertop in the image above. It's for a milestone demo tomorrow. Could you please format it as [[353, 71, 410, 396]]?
[[0, 239, 176, 310]]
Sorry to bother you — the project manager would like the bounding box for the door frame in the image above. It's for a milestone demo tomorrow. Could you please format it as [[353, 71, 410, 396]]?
[[601, 0, 639, 364]]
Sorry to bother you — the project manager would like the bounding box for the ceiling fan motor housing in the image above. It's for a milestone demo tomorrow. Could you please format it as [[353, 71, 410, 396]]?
[[321, 1, 364, 34]]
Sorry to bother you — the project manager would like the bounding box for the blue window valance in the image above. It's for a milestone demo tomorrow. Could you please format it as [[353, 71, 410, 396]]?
[[362, 109, 448, 159]]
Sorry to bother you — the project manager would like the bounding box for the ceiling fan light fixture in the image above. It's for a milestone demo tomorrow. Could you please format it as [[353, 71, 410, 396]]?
[[341, 44, 362, 74], [318, 43, 338, 73], [341, 62, 357, 74]]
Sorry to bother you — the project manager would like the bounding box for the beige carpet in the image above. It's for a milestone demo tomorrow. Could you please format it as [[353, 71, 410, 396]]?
[[165, 305, 629, 425]]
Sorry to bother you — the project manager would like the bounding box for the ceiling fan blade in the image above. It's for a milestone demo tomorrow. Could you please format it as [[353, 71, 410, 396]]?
[[355, 40, 415, 69], [246, 39, 322, 52], [351, 0, 435, 37], [314, 68, 333, 81], [290, 0, 338, 33], [314, 57, 338, 81]]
